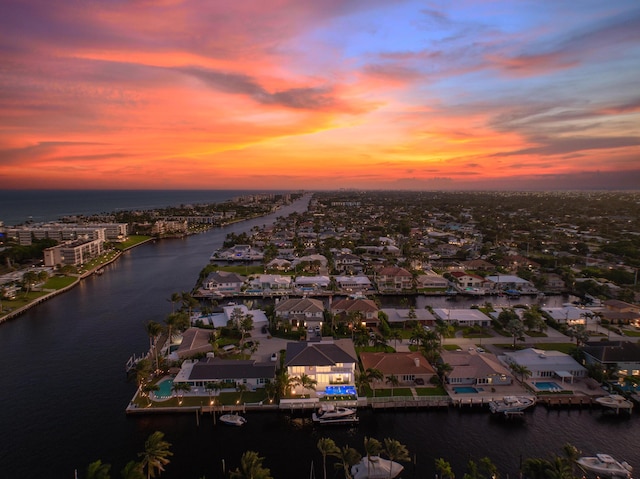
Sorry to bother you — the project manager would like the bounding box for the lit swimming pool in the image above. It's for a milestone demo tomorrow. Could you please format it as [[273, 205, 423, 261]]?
[[533, 381, 563, 391], [325, 385, 356, 396], [453, 386, 479, 394], [155, 379, 174, 398]]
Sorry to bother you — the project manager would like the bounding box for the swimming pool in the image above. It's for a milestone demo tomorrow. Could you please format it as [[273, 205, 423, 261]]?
[[453, 386, 479, 394], [533, 381, 563, 391], [325, 385, 356, 396], [155, 379, 174, 399]]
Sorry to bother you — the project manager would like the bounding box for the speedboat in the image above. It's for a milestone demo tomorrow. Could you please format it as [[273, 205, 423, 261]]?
[[595, 394, 634, 413], [219, 413, 247, 426], [312, 404, 358, 424], [577, 454, 632, 478], [488, 396, 535, 414], [351, 456, 403, 479]]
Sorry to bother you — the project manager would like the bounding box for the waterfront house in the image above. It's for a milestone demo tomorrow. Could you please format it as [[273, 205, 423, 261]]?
[[415, 270, 448, 290], [247, 274, 293, 294], [284, 338, 358, 394], [603, 299, 640, 315], [541, 306, 592, 324], [485, 274, 536, 294], [360, 352, 436, 387], [294, 275, 331, 293], [174, 327, 214, 359], [375, 266, 413, 292], [334, 274, 372, 293], [448, 271, 488, 294], [202, 271, 246, 295], [266, 258, 292, 271], [173, 358, 276, 391], [500, 348, 587, 383], [440, 350, 513, 387], [274, 297, 325, 329], [582, 341, 640, 378], [198, 304, 268, 329], [331, 298, 379, 327]]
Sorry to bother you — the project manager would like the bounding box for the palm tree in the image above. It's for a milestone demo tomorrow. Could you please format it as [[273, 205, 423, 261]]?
[[522, 458, 551, 479], [134, 358, 152, 389], [435, 458, 455, 479], [545, 455, 573, 479], [294, 373, 318, 397], [505, 318, 525, 349], [435, 322, 453, 345], [385, 374, 400, 397], [138, 431, 173, 479], [230, 450, 273, 479], [356, 371, 371, 397], [332, 445, 361, 479], [317, 437, 339, 479], [145, 321, 163, 372], [236, 383, 248, 404], [366, 368, 384, 397], [205, 382, 220, 406], [364, 437, 383, 477], [169, 292, 182, 314], [171, 382, 191, 404], [388, 330, 402, 351], [86, 460, 111, 479], [562, 443, 581, 477], [141, 383, 159, 406], [121, 461, 145, 479], [508, 363, 531, 383], [382, 438, 410, 479]]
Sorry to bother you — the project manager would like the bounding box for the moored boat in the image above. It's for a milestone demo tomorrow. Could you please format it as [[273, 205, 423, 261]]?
[[312, 404, 358, 424], [351, 456, 403, 479], [577, 454, 632, 478], [219, 413, 247, 426], [488, 396, 535, 414], [595, 394, 633, 413]]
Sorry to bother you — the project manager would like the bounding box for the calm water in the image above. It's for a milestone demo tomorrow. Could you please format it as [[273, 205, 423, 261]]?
[[0, 194, 638, 478], [0, 189, 288, 226]]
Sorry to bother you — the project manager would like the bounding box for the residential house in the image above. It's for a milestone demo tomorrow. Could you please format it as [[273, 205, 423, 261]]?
[[334, 252, 363, 273], [582, 341, 640, 378], [543, 273, 566, 292], [285, 339, 358, 394], [541, 306, 593, 325], [174, 327, 214, 359], [266, 258, 292, 271], [415, 270, 448, 290], [198, 304, 268, 329], [380, 308, 436, 328], [485, 274, 536, 293], [360, 352, 436, 387], [247, 274, 293, 294], [376, 266, 413, 292], [335, 274, 373, 292], [440, 350, 513, 386], [173, 358, 276, 391], [603, 300, 640, 314], [500, 348, 587, 383], [274, 298, 325, 329], [432, 308, 491, 327], [294, 275, 331, 292], [448, 271, 488, 294], [202, 271, 246, 295], [461, 259, 496, 272], [331, 298, 380, 327]]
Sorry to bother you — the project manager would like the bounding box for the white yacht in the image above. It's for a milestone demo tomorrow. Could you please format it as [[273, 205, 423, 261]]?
[[219, 413, 247, 426], [595, 394, 634, 413], [351, 456, 404, 479], [488, 396, 535, 414], [312, 404, 358, 424], [577, 454, 632, 478]]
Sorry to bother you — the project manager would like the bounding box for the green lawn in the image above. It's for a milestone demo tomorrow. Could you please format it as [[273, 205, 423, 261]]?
[[533, 343, 576, 354], [43, 275, 77, 289], [623, 329, 640, 337], [370, 388, 413, 397], [443, 344, 462, 351], [415, 386, 447, 396], [114, 236, 152, 250]]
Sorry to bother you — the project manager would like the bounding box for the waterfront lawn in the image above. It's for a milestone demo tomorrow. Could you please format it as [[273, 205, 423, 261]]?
[[114, 236, 152, 250], [43, 275, 77, 289], [370, 388, 413, 397], [1, 291, 49, 312], [415, 386, 447, 396]]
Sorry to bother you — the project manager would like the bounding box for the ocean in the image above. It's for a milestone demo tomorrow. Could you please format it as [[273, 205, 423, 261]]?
[[0, 189, 289, 226]]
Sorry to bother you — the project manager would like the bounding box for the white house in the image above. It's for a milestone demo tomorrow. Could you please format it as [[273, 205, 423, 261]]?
[[501, 348, 587, 383], [433, 308, 492, 327]]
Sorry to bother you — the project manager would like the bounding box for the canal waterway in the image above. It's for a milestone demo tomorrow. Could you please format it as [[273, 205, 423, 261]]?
[[1, 194, 638, 478]]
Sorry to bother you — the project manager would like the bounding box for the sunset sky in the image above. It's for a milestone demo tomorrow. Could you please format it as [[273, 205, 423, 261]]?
[[1, 0, 639, 191]]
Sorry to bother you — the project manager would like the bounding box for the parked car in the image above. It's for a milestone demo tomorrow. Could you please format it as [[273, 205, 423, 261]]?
[[270, 352, 278, 362]]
